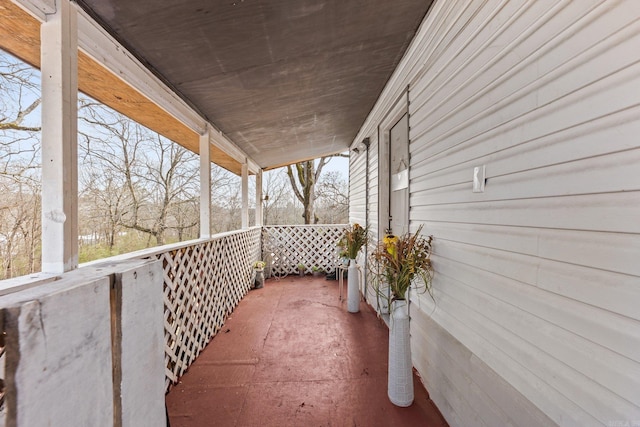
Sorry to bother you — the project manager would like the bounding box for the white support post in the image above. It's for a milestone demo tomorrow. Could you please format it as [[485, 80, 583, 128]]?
[[199, 127, 211, 238], [255, 169, 263, 227], [241, 162, 249, 229], [40, 0, 78, 274]]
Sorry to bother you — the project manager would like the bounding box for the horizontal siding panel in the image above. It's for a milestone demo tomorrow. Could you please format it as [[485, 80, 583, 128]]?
[[412, 36, 640, 177], [413, 332, 497, 427], [412, 313, 558, 427], [411, 149, 640, 206], [413, 283, 639, 426], [410, 2, 640, 158], [412, 191, 640, 233], [414, 340, 492, 427], [410, 0, 571, 131], [412, 318, 503, 427], [411, 296, 600, 427], [349, 152, 366, 224], [433, 250, 640, 367], [412, 53, 640, 169], [410, 107, 640, 190], [431, 271, 640, 424], [412, 221, 640, 277], [535, 260, 640, 324], [429, 233, 640, 321], [409, 0, 549, 102]]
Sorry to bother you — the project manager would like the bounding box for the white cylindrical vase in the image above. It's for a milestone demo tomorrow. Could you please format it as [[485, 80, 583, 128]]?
[[347, 259, 360, 313], [388, 299, 413, 407]]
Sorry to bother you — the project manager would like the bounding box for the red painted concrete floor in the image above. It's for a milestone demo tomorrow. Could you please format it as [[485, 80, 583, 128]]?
[[166, 275, 448, 427]]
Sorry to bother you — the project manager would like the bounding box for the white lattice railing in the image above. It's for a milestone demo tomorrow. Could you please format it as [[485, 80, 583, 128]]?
[[0, 224, 346, 404], [155, 227, 261, 391], [81, 227, 262, 391], [262, 225, 347, 277]]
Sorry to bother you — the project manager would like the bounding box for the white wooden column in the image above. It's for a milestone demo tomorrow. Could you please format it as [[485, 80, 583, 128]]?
[[241, 162, 249, 229], [255, 169, 263, 227], [199, 127, 211, 238], [41, 0, 78, 274]]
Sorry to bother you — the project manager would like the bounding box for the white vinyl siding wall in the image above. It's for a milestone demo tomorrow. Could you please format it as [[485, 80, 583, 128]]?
[[365, 133, 380, 304], [366, 133, 380, 245], [348, 148, 367, 226], [349, 131, 381, 304], [349, 0, 640, 426], [348, 138, 369, 298]]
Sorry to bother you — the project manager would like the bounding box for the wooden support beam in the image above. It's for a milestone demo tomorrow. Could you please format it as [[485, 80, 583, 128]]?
[[199, 127, 211, 238], [40, 0, 78, 273], [241, 163, 249, 229], [255, 169, 263, 227]]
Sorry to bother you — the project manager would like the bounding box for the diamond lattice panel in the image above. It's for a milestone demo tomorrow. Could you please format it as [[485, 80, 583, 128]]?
[[159, 228, 261, 391], [262, 225, 346, 277]]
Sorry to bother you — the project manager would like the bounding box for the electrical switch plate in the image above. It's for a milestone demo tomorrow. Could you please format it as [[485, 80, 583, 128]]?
[[473, 165, 485, 193]]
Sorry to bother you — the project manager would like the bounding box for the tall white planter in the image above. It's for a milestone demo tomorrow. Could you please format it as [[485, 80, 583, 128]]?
[[254, 269, 264, 289], [347, 259, 360, 313], [388, 299, 413, 407]]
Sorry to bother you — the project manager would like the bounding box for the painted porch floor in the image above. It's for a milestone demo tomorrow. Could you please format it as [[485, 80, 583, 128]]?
[[166, 275, 448, 427]]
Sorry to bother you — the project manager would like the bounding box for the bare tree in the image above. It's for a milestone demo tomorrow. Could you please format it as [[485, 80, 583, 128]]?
[[79, 100, 200, 247], [135, 133, 199, 245], [287, 160, 322, 224], [170, 197, 199, 241], [0, 51, 42, 279], [0, 53, 41, 175], [315, 170, 348, 224], [79, 172, 128, 250], [78, 100, 143, 250], [286, 155, 347, 224], [0, 55, 41, 133], [211, 173, 242, 232], [0, 54, 41, 176], [262, 169, 294, 225]]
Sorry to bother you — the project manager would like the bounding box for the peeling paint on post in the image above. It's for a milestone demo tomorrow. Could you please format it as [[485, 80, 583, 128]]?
[[0, 258, 164, 427], [2, 278, 114, 426]]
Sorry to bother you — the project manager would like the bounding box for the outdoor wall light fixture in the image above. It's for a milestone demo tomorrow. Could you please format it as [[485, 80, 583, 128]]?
[[352, 137, 370, 154]]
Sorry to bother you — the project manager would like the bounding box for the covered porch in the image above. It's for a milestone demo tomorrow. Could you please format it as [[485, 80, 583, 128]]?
[[1, 0, 639, 426]]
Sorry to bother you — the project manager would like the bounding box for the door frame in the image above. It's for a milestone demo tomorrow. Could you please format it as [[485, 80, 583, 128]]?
[[378, 90, 409, 242]]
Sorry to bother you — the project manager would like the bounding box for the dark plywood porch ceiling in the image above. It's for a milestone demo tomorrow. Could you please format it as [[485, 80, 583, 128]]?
[[75, 0, 433, 170]]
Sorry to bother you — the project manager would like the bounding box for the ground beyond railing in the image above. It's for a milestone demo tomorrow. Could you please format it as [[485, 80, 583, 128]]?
[[262, 224, 347, 277]]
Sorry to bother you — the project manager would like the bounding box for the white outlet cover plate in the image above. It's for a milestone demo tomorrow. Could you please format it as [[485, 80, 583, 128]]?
[[473, 165, 485, 193]]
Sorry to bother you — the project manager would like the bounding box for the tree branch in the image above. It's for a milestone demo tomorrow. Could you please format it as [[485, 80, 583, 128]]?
[[315, 156, 330, 182], [0, 124, 41, 132], [15, 98, 40, 124], [286, 165, 304, 203]]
